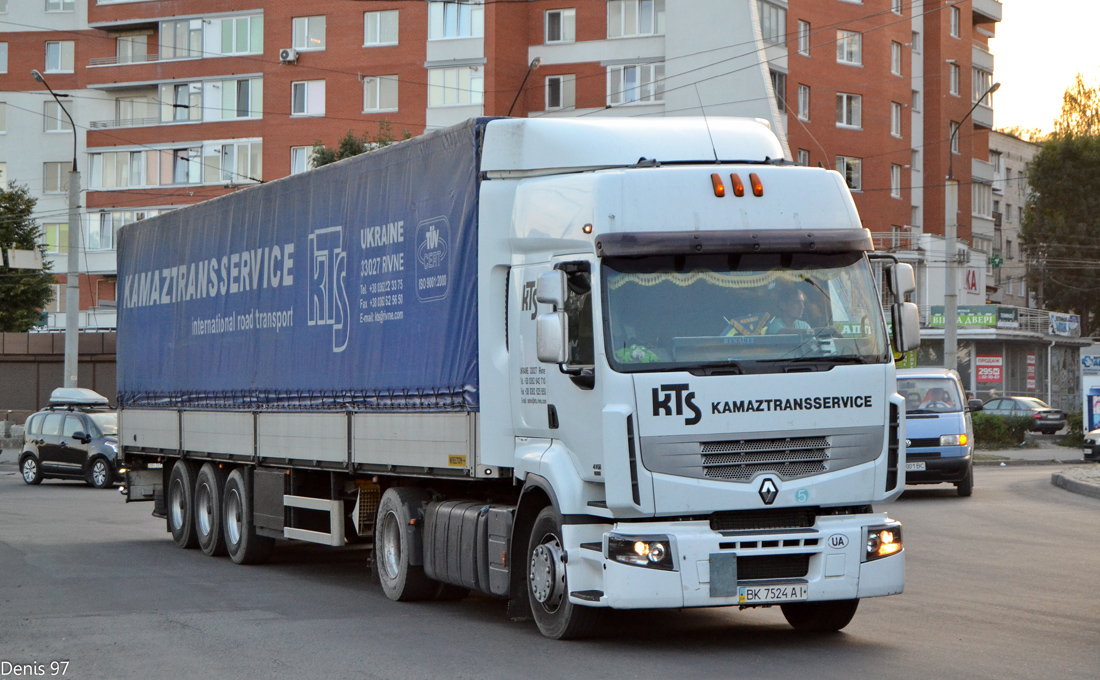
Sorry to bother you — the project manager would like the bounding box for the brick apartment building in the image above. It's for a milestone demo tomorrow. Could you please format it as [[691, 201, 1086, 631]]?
[[0, 0, 1001, 330]]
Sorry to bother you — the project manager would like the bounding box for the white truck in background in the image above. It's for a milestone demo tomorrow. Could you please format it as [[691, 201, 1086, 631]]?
[[118, 117, 920, 639]]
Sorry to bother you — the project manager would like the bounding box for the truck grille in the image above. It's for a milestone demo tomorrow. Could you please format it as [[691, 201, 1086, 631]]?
[[710, 508, 816, 532], [701, 436, 829, 480], [738, 553, 812, 580]]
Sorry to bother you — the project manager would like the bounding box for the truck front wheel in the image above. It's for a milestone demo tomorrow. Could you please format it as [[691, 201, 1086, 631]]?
[[781, 598, 859, 632], [375, 487, 435, 601], [168, 460, 199, 549], [526, 506, 600, 640]]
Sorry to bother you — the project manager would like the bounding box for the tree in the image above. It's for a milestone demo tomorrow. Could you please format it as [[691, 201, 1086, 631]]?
[[0, 183, 55, 332], [1054, 73, 1100, 137], [311, 121, 412, 168]]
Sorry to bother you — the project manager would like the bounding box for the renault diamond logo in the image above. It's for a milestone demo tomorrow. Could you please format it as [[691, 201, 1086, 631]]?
[[758, 478, 779, 505], [906, 438, 912, 447]]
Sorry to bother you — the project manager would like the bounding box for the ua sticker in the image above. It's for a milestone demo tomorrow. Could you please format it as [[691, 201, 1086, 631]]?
[[758, 478, 778, 505]]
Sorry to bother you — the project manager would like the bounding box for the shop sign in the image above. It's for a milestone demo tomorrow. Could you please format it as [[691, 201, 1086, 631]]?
[[976, 355, 1003, 383], [1027, 353, 1036, 391], [1049, 312, 1080, 337]]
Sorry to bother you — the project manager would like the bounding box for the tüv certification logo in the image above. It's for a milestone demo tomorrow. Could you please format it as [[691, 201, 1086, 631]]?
[[416, 217, 450, 302]]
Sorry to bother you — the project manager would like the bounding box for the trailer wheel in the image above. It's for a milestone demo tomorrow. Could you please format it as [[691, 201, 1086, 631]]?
[[168, 460, 199, 549], [375, 487, 435, 601], [781, 599, 860, 632], [526, 506, 601, 639], [195, 463, 228, 557], [223, 468, 274, 565]]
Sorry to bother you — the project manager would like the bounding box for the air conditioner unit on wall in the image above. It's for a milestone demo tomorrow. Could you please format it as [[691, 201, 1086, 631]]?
[[279, 48, 298, 64]]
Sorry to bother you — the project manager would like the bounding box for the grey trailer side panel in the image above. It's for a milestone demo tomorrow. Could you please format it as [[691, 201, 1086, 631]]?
[[352, 413, 475, 471], [257, 412, 347, 463], [121, 409, 180, 451], [181, 411, 253, 456]]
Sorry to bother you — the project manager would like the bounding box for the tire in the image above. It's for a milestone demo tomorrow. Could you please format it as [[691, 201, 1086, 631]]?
[[222, 468, 274, 565], [781, 599, 860, 632], [956, 464, 974, 497], [375, 487, 436, 602], [87, 457, 114, 489], [526, 506, 601, 640], [20, 454, 43, 485], [168, 460, 199, 549], [195, 463, 229, 557]]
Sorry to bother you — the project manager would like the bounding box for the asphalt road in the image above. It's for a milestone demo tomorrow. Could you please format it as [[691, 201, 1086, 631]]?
[[0, 467, 1096, 680]]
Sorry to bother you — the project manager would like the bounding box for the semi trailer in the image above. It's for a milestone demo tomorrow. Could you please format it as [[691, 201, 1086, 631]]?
[[119, 117, 920, 639]]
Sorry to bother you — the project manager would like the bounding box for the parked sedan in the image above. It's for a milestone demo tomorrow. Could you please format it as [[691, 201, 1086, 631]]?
[[982, 396, 1067, 434], [1083, 430, 1100, 462]]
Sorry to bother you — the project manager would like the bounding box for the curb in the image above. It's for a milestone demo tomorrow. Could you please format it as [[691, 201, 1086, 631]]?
[[974, 459, 1080, 467], [1051, 471, 1100, 501]]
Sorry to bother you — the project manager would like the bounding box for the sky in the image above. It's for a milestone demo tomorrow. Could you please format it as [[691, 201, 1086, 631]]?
[[989, 0, 1100, 135]]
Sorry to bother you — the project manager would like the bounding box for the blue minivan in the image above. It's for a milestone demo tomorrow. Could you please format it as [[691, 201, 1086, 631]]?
[[897, 368, 975, 496]]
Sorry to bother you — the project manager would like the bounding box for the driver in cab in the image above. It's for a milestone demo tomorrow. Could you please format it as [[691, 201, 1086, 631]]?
[[764, 284, 812, 334]]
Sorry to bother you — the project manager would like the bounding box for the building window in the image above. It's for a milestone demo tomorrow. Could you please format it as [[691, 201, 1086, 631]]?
[[1006, 203, 1012, 222], [836, 93, 861, 128], [212, 15, 263, 56], [428, 1, 485, 40], [912, 149, 920, 169], [428, 67, 484, 106], [0, 43, 6, 73], [214, 78, 263, 120], [210, 141, 263, 184], [797, 84, 810, 120], [798, 20, 810, 56], [43, 162, 69, 193], [836, 156, 861, 191], [797, 149, 810, 166], [912, 30, 921, 54], [911, 205, 921, 228], [770, 70, 786, 111], [85, 217, 116, 252], [293, 16, 326, 51], [117, 35, 147, 64], [0, 102, 6, 133], [912, 88, 921, 113], [758, 1, 786, 45], [292, 80, 326, 116], [45, 0, 74, 12], [363, 75, 398, 112], [973, 68, 993, 104], [891, 41, 902, 76], [892, 0, 902, 15], [891, 101, 902, 137], [950, 6, 960, 38], [950, 121, 960, 154], [607, 63, 664, 105], [89, 150, 147, 189], [364, 10, 399, 46], [44, 101, 73, 133], [1018, 206, 1024, 224], [44, 224, 68, 254], [45, 41, 75, 72], [291, 146, 315, 175], [159, 19, 203, 60], [949, 63, 960, 96], [608, 0, 665, 38], [159, 82, 202, 122], [546, 74, 576, 110], [837, 30, 861, 65], [546, 9, 575, 43], [1006, 239, 1013, 259], [891, 164, 902, 198]]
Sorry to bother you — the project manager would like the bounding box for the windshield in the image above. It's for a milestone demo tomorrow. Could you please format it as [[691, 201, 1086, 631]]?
[[602, 251, 889, 373], [88, 413, 118, 436], [898, 378, 964, 414], [1016, 397, 1051, 409]]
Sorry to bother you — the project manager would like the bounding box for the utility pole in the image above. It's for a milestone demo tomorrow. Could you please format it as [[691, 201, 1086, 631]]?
[[945, 81, 1000, 373], [33, 69, 81, 388]]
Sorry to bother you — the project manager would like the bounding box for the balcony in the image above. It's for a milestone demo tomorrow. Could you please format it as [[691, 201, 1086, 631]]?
[[972, 0, 1003, 23], [972, 102, 994, 130], [89, 116, 164, 129], [89, 54, 162, 67], [973, 158, 995, 183], [972, 44, 994, 73], [869, 230, 917, 253]]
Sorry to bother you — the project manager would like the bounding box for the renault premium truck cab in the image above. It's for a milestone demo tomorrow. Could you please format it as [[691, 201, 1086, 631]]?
[[119, 117, 919, 639]]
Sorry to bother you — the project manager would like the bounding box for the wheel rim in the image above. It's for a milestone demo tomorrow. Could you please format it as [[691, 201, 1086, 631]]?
[[196, 482, 214, 537], [379, 510, 402, 580], [22, 459, 36, 483], [92, 461, 108, 487], [225, 487, 243, 547], [169, 478, 185, 530], [529, 534, 566, 611]]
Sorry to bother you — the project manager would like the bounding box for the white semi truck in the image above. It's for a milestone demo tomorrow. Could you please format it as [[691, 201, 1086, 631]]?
[[119, 117, 919, 639]]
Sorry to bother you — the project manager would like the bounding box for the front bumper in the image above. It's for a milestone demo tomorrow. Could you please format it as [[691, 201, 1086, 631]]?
[[905, 448, 971, 484], [562, 513, 904, 609], [1083, 443, 1099, 462]]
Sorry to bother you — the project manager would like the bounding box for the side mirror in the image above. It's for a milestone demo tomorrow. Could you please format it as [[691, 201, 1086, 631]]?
[[536, 270, 567, 309], [889, 263, 916, 299], [891, 301, 920, 353], [967, 399, 984, 412], [536, 311, 569, 363], [72, 431, 89, 443]]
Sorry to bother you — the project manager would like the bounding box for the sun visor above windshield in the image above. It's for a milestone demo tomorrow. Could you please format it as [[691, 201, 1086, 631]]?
[[595, 229, 874, 258]]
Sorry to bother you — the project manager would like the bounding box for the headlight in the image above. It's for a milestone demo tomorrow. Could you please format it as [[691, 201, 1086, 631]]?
[[940, 434, 967, 446], [863, 523, 902, 562], [607, 534, 677, 571], [105, 441, 118, 452]]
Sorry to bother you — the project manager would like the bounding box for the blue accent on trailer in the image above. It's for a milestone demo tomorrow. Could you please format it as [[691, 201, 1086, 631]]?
[[116, 119, 491, 412]]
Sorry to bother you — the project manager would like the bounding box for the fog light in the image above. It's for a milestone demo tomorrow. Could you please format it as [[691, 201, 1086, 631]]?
[[864, 523, 902, 562], [608, 534, 677, 571]]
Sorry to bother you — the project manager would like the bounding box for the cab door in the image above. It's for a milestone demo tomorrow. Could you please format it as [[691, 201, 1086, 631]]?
[[510, 259, 604, 483]]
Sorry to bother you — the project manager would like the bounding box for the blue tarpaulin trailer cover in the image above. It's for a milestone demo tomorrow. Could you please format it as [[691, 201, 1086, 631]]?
[[117, 119, 485, 412]]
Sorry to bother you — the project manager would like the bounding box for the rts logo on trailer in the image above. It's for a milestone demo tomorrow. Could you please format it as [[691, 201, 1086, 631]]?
[[308, 226, 350, 353]]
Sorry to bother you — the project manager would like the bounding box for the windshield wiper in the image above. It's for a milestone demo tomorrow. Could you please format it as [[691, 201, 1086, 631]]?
[[692, 360, 743, 376], [761, 355, 871, 365]]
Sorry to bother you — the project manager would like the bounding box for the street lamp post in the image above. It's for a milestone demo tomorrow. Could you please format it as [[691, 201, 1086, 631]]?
[[944, 81, 1000, 373], [32, 69, 81, 388], [507, 57, 542, 117]]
